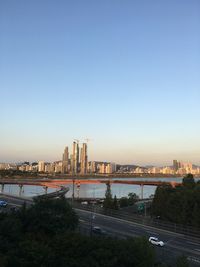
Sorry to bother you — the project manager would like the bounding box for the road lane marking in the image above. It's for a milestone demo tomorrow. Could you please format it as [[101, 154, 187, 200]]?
[[129, 230, 143, 236], [187, 256, 200, 264], [166, 243, 200, 256], [187, 241, 200, 246], [146, 232, 158, 236]]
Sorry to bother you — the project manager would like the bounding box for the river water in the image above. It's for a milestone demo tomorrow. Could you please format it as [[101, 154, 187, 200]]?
[[1, 177, 193, 199]]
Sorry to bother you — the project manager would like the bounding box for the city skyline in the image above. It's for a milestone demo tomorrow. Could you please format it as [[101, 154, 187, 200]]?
[[1, 140, 200, 169], [1, 0, 200, 165]]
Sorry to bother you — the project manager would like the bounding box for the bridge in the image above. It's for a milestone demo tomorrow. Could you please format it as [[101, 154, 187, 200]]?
[[0, 178, 181, 199], [33, 186, 70, 200]]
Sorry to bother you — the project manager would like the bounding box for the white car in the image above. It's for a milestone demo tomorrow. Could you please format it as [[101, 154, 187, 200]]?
[[149, 237, 164, 247], [81, 201, 88, 205]]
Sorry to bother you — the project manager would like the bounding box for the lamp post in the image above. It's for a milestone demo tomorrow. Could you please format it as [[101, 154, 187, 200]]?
[[77, 182, 80, 198], [90, 187, 96, 236], [72, 177, 75, 204]]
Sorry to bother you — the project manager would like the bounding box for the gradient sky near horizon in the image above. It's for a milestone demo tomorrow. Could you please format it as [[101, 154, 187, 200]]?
[[0, 0, 200, 166]]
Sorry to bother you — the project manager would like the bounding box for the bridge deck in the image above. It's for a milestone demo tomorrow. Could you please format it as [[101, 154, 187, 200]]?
[[0, 179, 181, 188]]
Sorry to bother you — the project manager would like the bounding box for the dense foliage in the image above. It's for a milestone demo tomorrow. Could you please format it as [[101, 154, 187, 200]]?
[[119, 193, 139, 208], [0, 197, 158, 267], [103, 182, 118, 209], [151, 174, 200, 227], [176, 256, 189, 267], [103, 182, 139, 210], [0, 170, 39, 177]]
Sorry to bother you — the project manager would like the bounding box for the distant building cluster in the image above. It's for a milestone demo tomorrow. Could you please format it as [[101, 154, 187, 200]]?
[[1, 149, 200, 176], [129, 160, 200, 175], [0, 141, 116, 175], [88, 161, 116, 174], [34, 141, 89, 175], [0, 163, 18, 171]]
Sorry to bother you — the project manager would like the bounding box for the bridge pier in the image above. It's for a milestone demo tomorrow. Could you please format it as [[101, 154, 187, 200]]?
[[1, 184, 4, 193], [19, 184, 23, 196], [76, 183, 80, 198], [140, 184, 144, 199], [43, 186, 48, 194], [72, 179, 75, 203]]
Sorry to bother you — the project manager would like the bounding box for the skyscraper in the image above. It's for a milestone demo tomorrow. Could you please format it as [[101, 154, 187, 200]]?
[[62, 146, 69, 174], [80, 143, 88, 175], [173, 160, 179, 171], [72, 141, 79, 174]]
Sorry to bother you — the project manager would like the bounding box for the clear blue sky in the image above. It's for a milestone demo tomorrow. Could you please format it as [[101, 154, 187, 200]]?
[[0, 0, 200, 166]]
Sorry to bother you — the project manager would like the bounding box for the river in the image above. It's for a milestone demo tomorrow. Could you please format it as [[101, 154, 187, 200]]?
[[1, 176, 194, 199]]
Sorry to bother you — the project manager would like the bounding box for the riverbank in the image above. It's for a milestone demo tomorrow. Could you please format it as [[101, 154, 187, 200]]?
[[1, 173, 200, 180], [1, 169, 200, 180]]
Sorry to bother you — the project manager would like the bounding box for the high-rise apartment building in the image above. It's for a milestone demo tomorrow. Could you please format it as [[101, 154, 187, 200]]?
[[55, 161, 63, 173], [106, 163, 116, 174], [173, 160, 193, 173], [80, 143, 88, 175], [45, 163, 55, 173], [173, 160, 179, 171], [62, 146, 69, 174], [38, 161, 45, 172], [70, 154, 73, 173], [88, 161, 97, 173]]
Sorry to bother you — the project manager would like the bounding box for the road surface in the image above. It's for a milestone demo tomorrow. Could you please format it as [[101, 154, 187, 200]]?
[[76, 209, 200, 266]]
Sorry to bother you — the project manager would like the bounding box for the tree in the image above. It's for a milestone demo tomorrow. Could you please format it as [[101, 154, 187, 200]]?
[[119, 197, 129, 208], [113, 195, 119, 210], [182, 174, 195, 189], [7, 239, 53, 267], [176, 256, 189, 267], [21, 196, 79, 235], [0, 196, 184, 267], [193, 185, 200, 227], [103, 182, 113, 209], [151, 174, 200, 227], [192, 203, 200, 228], [151, 184, 173, 219], [128, 193, 139, 205]]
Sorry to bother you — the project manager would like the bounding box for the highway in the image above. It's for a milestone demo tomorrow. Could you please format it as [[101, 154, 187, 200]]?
[[0, 194, 32, 208], [76, 209, 200, 266], [1, 194, 200, 266]]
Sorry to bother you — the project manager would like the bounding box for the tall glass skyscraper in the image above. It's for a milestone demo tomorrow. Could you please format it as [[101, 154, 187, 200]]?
[[80, 143, 88, 175], [62, 146, 69, 174], [72, 141, 79, 174]]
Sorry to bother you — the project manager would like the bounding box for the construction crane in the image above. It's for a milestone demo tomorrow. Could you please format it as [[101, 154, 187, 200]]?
[[74, 138, 93, 145], [85, 138, 93, 143]]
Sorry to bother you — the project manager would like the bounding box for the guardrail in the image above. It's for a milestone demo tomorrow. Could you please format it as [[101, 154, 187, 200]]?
[[71, 202, 200, 239]]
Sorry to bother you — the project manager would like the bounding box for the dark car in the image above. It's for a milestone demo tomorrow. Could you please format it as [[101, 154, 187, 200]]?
[[92, 226, 107, 235], [10, 206, 19, 212], [0, 200, 8, 207]]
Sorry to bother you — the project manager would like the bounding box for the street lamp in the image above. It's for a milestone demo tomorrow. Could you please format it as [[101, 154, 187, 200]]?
[[90, 187, 96, 236], [76, 182, 80, 198], [72, 177, 75, 204]]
